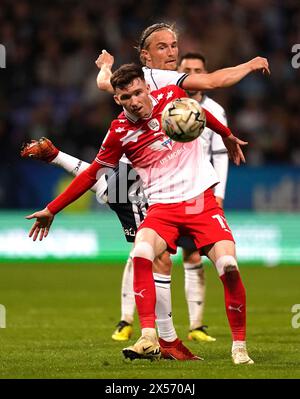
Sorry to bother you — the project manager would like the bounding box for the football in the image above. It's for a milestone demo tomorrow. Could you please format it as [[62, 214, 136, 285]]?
[[161, 97, 206, 142]]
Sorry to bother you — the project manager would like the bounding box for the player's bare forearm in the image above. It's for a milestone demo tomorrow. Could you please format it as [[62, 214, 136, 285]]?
[[95, 50, 115, 93], [96, 66, 114, 93], [182, 56, 270, 91]]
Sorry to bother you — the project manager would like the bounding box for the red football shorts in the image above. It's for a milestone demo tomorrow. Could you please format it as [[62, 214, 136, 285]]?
[[138, 188, 235, 254]]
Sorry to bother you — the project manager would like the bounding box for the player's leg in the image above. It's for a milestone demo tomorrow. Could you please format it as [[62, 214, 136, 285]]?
[[188, 188, 252, 363], [111, 163, 182, 354], [123, 195, 203, 362], [111, 250, 135, 341], [181, 242, 216, 342], [120, 253, 135, 325], [108, 163, 147, 341], [153, 252, 176, 342], [20, 137, 106, 194], [153, 251, 201, 360], [204, 240, 253, 364], [20, 137, 89, 174], [122, 227, 167, 360]]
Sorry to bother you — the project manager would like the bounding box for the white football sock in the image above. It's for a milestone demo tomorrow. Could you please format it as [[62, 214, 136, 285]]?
[[184, 262, 205, 330], [142, 328, 157, 340], [120, 256, 135, 324], [232, 341, 246, 352], [154, 273, 177, 342], [52, 151, 90, 175]]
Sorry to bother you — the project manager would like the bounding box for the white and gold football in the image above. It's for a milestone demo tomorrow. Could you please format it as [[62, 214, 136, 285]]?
[[161, 97, 206, 143]]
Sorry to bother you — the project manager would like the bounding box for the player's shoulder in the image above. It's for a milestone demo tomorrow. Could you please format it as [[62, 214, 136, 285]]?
[[143, 66, 181, 79], [151, 84, 187, 102], [109, 113, 131, 134], [202, 95, 226, 116], [142, 66, 187, 90]]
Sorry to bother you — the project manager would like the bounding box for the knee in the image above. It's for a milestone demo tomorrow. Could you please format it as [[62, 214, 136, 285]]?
[[153, 251, 172, 275], [215, 255, 238, 276], [182, 249, 201, 264], [132, 241, 155, 262]]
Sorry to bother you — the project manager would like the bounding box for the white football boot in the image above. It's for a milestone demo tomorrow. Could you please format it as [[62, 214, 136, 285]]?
[[232, 347, 254, 365]]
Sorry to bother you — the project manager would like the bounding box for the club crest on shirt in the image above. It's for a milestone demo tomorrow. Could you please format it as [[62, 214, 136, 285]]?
[[147, 118, 160, 132]]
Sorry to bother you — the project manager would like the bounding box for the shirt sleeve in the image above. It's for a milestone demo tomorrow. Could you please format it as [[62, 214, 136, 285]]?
[[47, 160, 101, 214], [172, 85, 189, 98], [211, 109, 229, 200], [212, 150, 228, 200], [203, 108, 231, 138], [149, 69, 188, 90], [95, 124, 124, 168]]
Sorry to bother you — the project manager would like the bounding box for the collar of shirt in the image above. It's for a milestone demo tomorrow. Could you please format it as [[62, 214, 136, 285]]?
[[200, 94, 207, 105]]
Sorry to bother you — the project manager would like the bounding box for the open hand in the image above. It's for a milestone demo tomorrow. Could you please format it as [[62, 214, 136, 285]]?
[[26, 207, 54, 241], [222, 134, 248, 166], [248, 56, 270, 75]]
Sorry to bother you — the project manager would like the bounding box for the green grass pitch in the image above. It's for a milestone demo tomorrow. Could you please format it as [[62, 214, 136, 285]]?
[[0, 261, 300, 379]]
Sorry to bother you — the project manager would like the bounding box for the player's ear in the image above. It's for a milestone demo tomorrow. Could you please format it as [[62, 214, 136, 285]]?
[[146, 83, 151, 94], [114, 95, 121, 105], [141, 49, 151, 64]]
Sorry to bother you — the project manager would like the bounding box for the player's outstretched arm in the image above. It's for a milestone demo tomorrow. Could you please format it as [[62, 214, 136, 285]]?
[[182, 56, 270, 91], [95, 50, 115, 93], [26, 161, 101, 241], [222, 134, 248, 166]]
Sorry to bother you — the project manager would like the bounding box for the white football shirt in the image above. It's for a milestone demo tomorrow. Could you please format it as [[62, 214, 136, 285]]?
[[200, 95, 229, 200]]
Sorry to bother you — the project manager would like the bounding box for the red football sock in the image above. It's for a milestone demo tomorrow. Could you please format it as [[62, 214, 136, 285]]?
[[220, 270, 246, 341], [133, 257, 156, 329]]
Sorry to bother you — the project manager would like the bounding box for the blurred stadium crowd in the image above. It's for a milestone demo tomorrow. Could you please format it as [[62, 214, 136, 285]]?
[[0, 0, 299, 208]]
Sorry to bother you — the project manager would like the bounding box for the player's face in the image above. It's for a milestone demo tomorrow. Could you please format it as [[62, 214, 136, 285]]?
[[141, 29, 178, 71], [178, 58, 207, 75], [114, 78, 153, 119], [178, 58, 207, 97]]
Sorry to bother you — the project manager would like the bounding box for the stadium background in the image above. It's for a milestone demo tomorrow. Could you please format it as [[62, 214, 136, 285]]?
[[0, 0, 300, 380], [0, 0, 299, 263]]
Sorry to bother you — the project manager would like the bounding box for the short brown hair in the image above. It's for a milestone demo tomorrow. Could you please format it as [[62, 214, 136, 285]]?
[[179, 52, 207, 68], [110, 63, 145, 91]]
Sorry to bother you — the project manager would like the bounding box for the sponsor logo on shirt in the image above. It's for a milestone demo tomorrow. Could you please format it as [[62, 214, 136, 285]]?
[[120, 129, 145, 145], [148, 132, 174, 152]]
